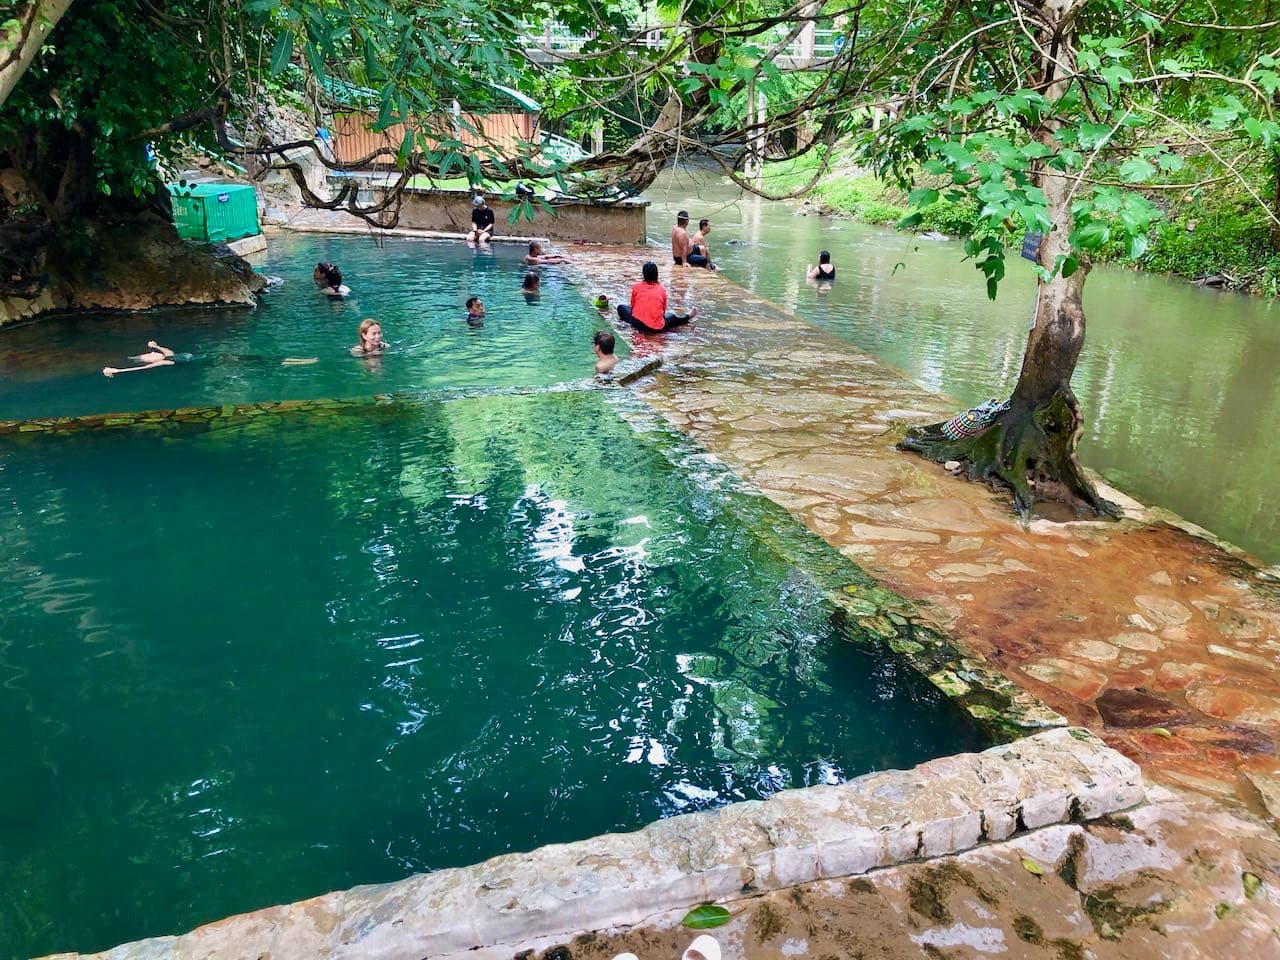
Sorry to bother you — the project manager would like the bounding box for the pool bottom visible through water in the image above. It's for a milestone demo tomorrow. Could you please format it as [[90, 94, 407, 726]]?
[[0, 389, 985, 959], [0, 234, 622, 422]]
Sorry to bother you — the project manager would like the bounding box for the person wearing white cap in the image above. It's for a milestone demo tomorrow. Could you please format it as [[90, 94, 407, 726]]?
[[467, 194, 495, 244]]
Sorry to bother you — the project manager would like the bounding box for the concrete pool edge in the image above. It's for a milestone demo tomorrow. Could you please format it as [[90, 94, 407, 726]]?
[[39, 728, 1143, 960]]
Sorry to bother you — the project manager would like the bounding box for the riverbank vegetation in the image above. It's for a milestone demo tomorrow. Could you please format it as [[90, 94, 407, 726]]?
[[764, 148, 1280, 296]]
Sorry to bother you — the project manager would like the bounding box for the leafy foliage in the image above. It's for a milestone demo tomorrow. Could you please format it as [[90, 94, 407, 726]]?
[[681, 903, 732, 929]]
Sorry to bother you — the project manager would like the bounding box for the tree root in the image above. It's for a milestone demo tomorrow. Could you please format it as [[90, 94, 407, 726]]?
[[899, 392, 1119, 520]]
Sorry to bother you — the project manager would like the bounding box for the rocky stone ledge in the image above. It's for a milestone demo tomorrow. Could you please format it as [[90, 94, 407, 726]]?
[[0, 218, 264, 327], [42, 728, 1143, 960]]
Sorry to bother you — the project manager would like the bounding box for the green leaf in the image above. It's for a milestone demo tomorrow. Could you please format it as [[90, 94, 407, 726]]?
[[1257, 70, 1280, 97], [1077, 123, 1113, 149], [1216, 902, 1232, 920], [1210, 96, 1248, 129], [1100, 64, 1134, 88], [682, 904, 732, 929], [1148, 725, 1171, 738], [269, 32, 294, 76], [1244, 872, 1264, 900], [897, 212, 924, 229], [1118, 157, 1156, 183], [907, 187, 939, 208], [1021, 858, 1046, 876], [1072, 220, 1110, 249], [939, 140, 976, 170], [1242, 117, 1280, 148]]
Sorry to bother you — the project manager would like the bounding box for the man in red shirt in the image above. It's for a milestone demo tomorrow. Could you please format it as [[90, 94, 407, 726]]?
[[617, 262, 697, 332]]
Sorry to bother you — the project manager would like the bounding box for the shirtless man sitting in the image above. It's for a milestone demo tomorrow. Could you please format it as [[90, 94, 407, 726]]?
[[688, 219, 716, 270], [671, 210, 691, 266]]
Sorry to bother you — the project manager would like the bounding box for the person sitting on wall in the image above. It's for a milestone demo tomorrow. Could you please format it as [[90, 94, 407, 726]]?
[[616, 261, 697, 333], [464, 297, 486, 327], [350, 318, 386, 357], [593, 330, 618, 376], [522, 240, 568, 265], [317, 263, 350, 299], [468, 195, 495, 244], [687, 219, 716, 270], [806, 250, 836, 281], [522, 272, 541, 302]]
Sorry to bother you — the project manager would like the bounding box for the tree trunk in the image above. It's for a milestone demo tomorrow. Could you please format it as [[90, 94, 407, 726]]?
[[1270, 150, 1280, 252], [0, 0, 76, 109], [899, 0, 1117, 519]]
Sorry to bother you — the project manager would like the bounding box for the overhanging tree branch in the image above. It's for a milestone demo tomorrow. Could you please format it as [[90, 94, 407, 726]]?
[[0, 0, 75, 108]]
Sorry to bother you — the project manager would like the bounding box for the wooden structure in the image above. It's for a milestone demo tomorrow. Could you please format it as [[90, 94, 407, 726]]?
[[330, 87, 541, 167]]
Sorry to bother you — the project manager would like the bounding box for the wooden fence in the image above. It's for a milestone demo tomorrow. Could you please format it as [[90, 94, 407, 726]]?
[[331, 112, 538, 166]]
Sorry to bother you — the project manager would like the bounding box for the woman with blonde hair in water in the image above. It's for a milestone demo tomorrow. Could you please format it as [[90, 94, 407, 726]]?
[[350, 318, 386, 356]]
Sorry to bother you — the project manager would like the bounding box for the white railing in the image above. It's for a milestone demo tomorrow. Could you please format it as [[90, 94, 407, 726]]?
[[518, 22, 845, 64]]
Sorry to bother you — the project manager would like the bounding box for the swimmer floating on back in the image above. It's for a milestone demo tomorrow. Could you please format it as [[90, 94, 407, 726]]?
[[103, 341, 316, 376], [102, 341, 181, 377]]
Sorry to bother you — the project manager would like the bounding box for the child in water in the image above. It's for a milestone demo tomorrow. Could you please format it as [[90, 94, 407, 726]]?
[[593, 330, 618, 375], [464, 297, 485, 327]]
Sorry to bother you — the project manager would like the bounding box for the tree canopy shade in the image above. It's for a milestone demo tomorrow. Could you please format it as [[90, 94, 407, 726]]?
[[5, 0, 1280, 512]]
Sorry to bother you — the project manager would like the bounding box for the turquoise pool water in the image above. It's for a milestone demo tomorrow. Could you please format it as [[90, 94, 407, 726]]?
[[0, 392, 984, 958], [0, 235, 619, 421]]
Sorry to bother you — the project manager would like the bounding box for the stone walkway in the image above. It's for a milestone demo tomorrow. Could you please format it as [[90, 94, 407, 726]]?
[[568, 248, 1280, 811]]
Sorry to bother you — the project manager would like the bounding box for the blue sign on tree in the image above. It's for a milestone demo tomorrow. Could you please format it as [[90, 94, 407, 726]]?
[[1020, 231, 1044, 262]]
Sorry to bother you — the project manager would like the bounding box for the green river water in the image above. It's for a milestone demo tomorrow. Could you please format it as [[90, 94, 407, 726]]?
[[0, 237, 983, 959], [648, 169, 1280, 567]]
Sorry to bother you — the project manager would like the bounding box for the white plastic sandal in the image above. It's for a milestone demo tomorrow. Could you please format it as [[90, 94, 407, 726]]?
[[683, 934, 722, 960]]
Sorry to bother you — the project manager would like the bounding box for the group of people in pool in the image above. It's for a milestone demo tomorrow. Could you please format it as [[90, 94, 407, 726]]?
[[102, 199, 835, 379]]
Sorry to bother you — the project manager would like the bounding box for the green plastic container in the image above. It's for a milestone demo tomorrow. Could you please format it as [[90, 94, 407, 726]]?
[[167, 183, 260, 243]]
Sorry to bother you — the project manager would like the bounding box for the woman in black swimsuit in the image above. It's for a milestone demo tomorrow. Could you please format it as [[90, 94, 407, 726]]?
[[806, 251, 836, 281]]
